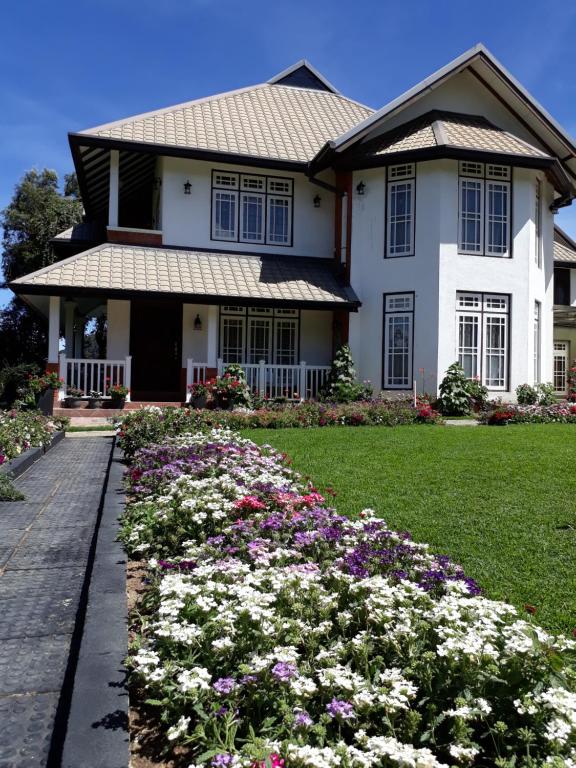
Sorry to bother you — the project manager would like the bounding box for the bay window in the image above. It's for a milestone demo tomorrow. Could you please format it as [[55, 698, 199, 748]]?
[[458, 163, 511, 257], [383, 293, 414, 388], [456, 292, 510, 390], [212, 171, 293, 246]]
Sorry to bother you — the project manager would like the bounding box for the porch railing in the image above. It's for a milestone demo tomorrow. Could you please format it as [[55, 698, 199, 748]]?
[[185, 359, 330, 401], [59, 354, 132, 400]]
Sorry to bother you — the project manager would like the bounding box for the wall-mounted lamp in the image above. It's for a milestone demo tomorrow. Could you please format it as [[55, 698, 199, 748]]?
[[313, 194, 321, 208], [193, 313, 202, 331], [356, 181, 366, 196], [183, 180, 192, 195]]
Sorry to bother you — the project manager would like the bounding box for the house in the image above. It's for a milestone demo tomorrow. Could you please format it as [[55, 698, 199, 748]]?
[[553, 226, 576, 394], [9, 45, 576, 411]]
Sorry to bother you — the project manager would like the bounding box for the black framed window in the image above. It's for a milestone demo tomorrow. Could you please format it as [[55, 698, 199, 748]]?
[[382, 292, 414, 388], [554, 268, 571, 306], [458, 162, 511, 257], [219, 306, 299, 364]]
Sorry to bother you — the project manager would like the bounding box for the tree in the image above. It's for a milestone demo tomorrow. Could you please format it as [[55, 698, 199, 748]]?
[[1, 168, 83, 284], [0, 169, 83, 369]]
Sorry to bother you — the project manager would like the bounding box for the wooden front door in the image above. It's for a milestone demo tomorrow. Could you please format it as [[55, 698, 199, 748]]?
[[130, 300, 182, 401]]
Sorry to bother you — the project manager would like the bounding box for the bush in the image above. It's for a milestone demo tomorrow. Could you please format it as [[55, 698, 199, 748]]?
[[121, 429, 576, 768], [536, 382, 557, 406], [116, 401, 443, 459], [466, 378, 489, 411], [516, 383, 538, 405], [438, 362, 471, 415], [0, 362, 41, 406], [0, 409, 62, 463], [480, 402, 576, 424], [321, 345, 372, 403]]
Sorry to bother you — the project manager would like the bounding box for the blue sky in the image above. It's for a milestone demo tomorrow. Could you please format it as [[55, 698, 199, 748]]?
[[2, 0, 576, 307]]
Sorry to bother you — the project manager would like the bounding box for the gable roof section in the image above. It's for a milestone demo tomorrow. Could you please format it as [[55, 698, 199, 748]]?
[[10, 244, 360, 310], [311, 44, 576, 195], [74, 80, 372, 165], [554, 226, 576, 265], [267, 60, 340, 93]]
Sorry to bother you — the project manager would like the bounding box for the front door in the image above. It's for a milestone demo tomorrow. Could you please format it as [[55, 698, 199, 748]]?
[[130, 300, 182, 401]]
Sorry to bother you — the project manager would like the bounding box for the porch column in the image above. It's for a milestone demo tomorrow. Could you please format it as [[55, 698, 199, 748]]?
[[48, 296, 61, 363], [206, 305, 219, 368], [74, 317, 85, 360], [108, 149, 119, 228], [64, 301, 76, 357]]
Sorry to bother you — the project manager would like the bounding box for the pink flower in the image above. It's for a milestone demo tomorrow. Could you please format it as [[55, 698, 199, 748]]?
[[0, 454, 6, 465]]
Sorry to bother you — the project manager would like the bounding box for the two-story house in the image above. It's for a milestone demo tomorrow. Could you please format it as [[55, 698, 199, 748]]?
[[9, 45, 576, 409]]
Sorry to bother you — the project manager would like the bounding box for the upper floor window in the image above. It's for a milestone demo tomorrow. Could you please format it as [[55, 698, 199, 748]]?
[[554, 267, 571, 305], [212, 171, 293, 246], [458, 162, 511, 257], [386, 164, 415, 257]]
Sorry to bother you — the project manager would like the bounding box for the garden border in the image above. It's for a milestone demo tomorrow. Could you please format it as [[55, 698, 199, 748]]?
[[0, 428, 65, 479], [60, 440, 130, 768]]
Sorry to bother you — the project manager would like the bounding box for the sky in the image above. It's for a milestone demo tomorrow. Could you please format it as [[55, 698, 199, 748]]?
[[2, 0, 576, 307]]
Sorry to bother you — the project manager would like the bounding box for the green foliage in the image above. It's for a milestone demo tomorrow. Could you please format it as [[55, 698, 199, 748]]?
[[0, 473, 25, 501], [516, 383, 538, 405], [321, 345, 372, 402], [466, 378, 489, 411], [0, 298, 49, 369], [438, 362, 472, 415], [1, 168, 82, 283], [0, 362, 41, 406], [535, 382, 557, 406]]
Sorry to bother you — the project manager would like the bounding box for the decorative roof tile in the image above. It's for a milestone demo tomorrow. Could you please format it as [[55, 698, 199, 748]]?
[[12, 244, 360, 308], [554, 226, 576, 264], [80, 84, 373, 164]]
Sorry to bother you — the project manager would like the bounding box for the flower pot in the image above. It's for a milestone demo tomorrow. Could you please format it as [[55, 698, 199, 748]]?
[[216, 395, 234, 410], [191, 394, 207, 409], [88, 398, 104, 409], [65, 397, 84, 408], [110, 397, 126, 410]]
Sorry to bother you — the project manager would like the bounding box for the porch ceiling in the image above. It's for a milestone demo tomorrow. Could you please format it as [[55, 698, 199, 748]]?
[[10, 244, 361, 312]]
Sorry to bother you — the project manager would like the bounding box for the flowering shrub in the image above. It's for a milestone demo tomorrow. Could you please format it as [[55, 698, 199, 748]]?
[[0, 409, 62, 464], [480, 403, 576, 425], [121, 429, 576, 767], [28, 370, 63, 394], [108, 383, 129, 399], [117, 402, 442, 459]]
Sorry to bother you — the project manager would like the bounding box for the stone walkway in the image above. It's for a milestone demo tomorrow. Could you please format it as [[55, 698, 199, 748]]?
[[0, 437, 113, 768]]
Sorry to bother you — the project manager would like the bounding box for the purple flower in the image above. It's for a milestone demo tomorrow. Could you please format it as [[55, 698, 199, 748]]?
[[211, 754, 235, 767], [271, 662, 297, 682], [293, 709, 313, 728], [240, 674, 258, 686], [326, 698, 355, 720], [212, 677, 236, 694]]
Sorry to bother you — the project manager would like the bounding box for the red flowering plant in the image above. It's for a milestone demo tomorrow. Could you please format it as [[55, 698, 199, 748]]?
[[108, 383, 129, 399], [28, 371, 63, 394], [187, 381, 209, 399], [211, 365, 251, 407], [415, 397, 442, 424], [567, 361, 576, 402], [488, 408, 515, 425]]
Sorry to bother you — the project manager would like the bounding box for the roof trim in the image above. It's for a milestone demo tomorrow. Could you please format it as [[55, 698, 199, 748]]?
[[555, 224, 576, 253], [267, 60, 340, 94], [321, 44, 576, 160]]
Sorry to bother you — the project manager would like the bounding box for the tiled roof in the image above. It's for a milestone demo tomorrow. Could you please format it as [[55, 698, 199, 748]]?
[[79, 84, 373, 164], [554, 226, 576, 264], [12, 244, 360, 308], [371, 112, 550, 159]]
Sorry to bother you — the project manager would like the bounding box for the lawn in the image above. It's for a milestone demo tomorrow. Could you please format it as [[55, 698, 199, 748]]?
[[243, 424, 576, 633]]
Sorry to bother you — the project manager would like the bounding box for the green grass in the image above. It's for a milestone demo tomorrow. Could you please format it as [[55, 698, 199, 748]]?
[[66, 425, 116, 432], [243, 425, 576, 633]]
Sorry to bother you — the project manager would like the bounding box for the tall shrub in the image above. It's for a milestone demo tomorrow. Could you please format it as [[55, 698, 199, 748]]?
[[438, 362, 471, 416]]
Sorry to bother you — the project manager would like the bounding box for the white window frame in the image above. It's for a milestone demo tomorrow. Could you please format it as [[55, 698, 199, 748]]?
[[554, 341, 569, 394], [383, 293, 414, 388], [386, 165, 415, 257], [456, 291, 510, 391], [458, 163, 511, 258], [534, 301, 541, 384], [211, 170, 293, 246]]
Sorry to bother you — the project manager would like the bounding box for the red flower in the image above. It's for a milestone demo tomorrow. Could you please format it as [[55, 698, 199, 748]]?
[[524, 604, 537, 615]]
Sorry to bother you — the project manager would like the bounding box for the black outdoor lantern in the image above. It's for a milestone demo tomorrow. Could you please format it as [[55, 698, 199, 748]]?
[[194, 313, 202, 331], [356, 181, 366, 196], [183, 180, 192, 195], [313, 194, 321, 208]]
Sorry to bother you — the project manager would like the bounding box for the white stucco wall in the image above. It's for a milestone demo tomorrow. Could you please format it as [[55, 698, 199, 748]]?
[[182, 303, 209, 367], [347, 160, 553, 398], [106, 299, 130, 358], [160, 157, 335, 258]]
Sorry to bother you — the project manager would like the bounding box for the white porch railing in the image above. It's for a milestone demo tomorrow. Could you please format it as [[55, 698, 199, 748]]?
[[59, 354, 132, 400], [185, 360, 209, 401], [219, 359, 329, 401]]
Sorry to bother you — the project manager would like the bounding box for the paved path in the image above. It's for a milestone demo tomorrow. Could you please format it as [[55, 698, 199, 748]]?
[[0, 437, 113, 768]]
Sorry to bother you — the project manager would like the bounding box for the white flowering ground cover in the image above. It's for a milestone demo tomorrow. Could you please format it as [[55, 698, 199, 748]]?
[[120, 429, 576, 768]]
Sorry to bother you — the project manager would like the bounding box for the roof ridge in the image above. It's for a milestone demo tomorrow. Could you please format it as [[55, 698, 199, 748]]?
[[267, 59, 341, 94]]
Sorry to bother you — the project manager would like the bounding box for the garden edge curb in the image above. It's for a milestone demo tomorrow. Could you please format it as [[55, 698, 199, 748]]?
[[0, 428, 65, 479], [59, 439, 130, 768]]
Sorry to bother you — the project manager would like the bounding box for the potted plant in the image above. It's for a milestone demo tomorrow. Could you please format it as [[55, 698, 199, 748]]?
[[187, 381, 209, 409], [108, 383, 129, 409], [88, 390, 104, 409], [212, 368, 251, 409], [65, 387, 85, 408]]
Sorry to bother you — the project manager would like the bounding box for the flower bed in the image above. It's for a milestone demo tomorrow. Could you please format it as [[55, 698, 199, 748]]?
[[121, 429, 576, 767], [480, 403, 576, 425], [0, 409, 64, 466], [117, 400, 441, 460]]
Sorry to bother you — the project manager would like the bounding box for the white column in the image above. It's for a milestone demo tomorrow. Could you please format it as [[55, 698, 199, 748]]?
[[48, 296, 61, 363], [64, 301, 75, 356], [207, 305, 218, 366], [108, 149, 119, 228]]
